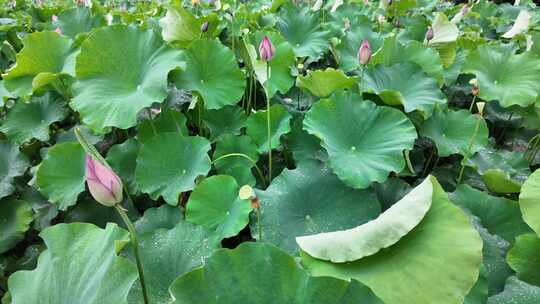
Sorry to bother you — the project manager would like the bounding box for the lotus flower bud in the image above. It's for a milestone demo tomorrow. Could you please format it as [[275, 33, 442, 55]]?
[[425, 26, 434, 42], [85, 155, 123, 207], [259, 36, 275, 62], [200, 21, 209, 33], [51, 15, 58, 22], [54, 27, 63, 36], [476, 102, 485, 116], [357, 39, 372, 65]]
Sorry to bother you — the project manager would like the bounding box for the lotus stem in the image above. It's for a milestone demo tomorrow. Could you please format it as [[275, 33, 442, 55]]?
[[457, 115, 482, 184], [266, 63, 272, 182], [211, 152, 266, 187], [115, 205, 149, 304], [468, 95, 477, 112]]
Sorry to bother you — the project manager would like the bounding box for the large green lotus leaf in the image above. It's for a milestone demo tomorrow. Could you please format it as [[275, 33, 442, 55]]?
[[126, 215, 219, 304], [0, 142, 29, 199], [488, 277, 540, 304], [0, 93, 67, 144], [474, 219, 513, 296], [363, 63, 445, 117], [159, 7, 219, 48], [135, 205, 183, 234], [169, 242, 384, 304], [468, 146, 530, 194], [174, 39, 245, 109], [462, 44, 540, 107], [247, 31, 296, 98], [371, 36, 444, 85], [3, 31, 76, 96], [275, 4, 331, 60], [106, 138, 140, 194], [297, 68, 356, 98], [301, 176, 483, 304], [336, 16, 384, 72], [0, 198, 32, 254], [430, 13, 459, 45], [135, 132, 211, 205], [507, 234, 540, 286], [250, 160, 380, 254], [54, 6, 104, 38], [36, 142, 86, 210], [186, 175, 251, 240], [71, 25, 183, 131], [419, 109, 488, 157], [297, 177, 432, 263], [202, 106, 247, 142], [246, 103, 292, 154], [450, 184, 531, 243], [8, 223, 137, 304], [213, 135, 258, 186], [519, 169, 540, 236], [137, 108, 188, 143], [428, 13, 459, 67], [303, 96, 417, 189]]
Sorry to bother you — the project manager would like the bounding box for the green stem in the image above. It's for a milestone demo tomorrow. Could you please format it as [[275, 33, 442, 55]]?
[[265, 63, 272, 182], [256, 207, 262, 241], [75, 128, 108, 166], [359, 66, 365, 95], [468, 95, 477, 112], [458, 115, 482, 184], [212, 153, 266, 187], [422, 145, 436, 176], [404, 150, 415, 175], [115, 205, 149, 304]]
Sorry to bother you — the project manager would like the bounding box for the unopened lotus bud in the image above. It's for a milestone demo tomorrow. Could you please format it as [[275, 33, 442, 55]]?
[[51, 15, 58, 22], [200, 21, 209, 33], [259, 36, 275, 62], [425, 26, 434, 42], [357, 39, 372, 65], [85, 155, 123, 207], [476, 102, 485, 116], [54, 27, 63, 36]]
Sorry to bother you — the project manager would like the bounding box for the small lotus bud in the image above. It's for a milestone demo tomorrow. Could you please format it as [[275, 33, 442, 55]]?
[[469, 78, 479, 96], [425, 26, 434, 42], [51, 15, 58, 22], [357, 39, 372, 65], [476, 102, 485, 116], [200, 21, 209, 33], [259, 36, 275, 62], [469, 78, 478, 87], [85, 155, 123, 207], [54, 27, 63, 36]]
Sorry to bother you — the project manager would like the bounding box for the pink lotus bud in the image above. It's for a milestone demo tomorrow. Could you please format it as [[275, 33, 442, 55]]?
[[200, 21, 209, 33], [54, 27, 63, 36], [425, 26, 434, 42], [259, 36, 275, 62], [85, 155, 123, 207], [357, 39, 371, 65], [51, 15, 58, 22]]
